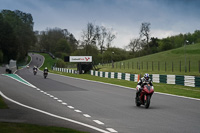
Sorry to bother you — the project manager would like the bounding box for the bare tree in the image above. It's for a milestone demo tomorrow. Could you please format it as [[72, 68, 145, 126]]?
[[81, 22, 98, 55], [140, 22, 151, 48], [127, 38, 141, 53], [106, 29, 116, 48], [97, 26, 108, 54]]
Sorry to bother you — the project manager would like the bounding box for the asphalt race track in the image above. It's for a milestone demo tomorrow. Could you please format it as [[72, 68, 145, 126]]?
[[0, 53, 200, 133]]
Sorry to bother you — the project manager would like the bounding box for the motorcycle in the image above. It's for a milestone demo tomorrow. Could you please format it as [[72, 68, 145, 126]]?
[[33, 69, 37, 75], [135, 84, 154, 108], [43, 71, 48, 79]]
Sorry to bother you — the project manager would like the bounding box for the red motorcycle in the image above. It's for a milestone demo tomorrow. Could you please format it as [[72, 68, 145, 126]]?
[[135, 85, 154, 108]]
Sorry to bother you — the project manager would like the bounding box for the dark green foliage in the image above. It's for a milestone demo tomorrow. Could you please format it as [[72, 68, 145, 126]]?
[[56, 59, 66, 68], [37, 28, 77, 56], [0, 9, 36, 63], [0, 96, 8, 109]]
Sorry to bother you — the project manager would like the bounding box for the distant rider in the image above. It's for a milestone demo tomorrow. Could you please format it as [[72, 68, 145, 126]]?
[[33, 66, 38, 71], [44, 67, 48, 73], [136, 73, 154, 98]]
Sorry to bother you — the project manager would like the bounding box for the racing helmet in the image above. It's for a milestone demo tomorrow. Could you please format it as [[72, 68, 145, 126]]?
[[144, 73, 149, 80], [45, 67, 47, 69]]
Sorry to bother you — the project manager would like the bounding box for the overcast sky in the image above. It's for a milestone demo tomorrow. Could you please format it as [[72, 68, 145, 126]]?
[[1, 0, 200, 48]]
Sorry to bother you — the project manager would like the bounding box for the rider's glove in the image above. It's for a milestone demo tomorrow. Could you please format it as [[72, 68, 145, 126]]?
[[136, 85, 141, 91]]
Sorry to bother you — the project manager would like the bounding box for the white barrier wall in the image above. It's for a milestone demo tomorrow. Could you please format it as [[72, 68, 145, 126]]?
[[134, 74, 138, 82], [91, 70, 94, 75], [105, 72, 108, 78], [95, 71, 98, 76], [111, 72, 115, 78], [100, 71, 103, 77], [118, 73, 122, 79], [184, 76, 195, 87], [167, 75, 175, 84], [125, 73, 130, 81], [153, 74, 160, 83]]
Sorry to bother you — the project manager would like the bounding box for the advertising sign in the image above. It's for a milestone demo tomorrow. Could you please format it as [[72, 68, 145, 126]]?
[[70, 56, 92, 62]]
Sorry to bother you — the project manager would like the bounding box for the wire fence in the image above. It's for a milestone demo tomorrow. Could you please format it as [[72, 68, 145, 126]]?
[[100, 60, 200, 74]]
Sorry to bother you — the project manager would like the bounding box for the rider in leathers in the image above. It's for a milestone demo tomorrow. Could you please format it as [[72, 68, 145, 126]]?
[[136, 73, 154, 98], [33, 66, 38, 72], [43, 67, 49, 73]]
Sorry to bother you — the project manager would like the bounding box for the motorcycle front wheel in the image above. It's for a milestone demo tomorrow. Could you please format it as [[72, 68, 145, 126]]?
[[144, 95, 151, 109], [135, 96, 141, 107]]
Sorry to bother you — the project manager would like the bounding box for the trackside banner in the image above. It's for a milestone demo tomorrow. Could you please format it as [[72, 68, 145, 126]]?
[[70, 56, 92, 62]]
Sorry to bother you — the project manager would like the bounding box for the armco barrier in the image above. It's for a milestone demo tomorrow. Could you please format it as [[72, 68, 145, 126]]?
[[90, 70, 200, 88]]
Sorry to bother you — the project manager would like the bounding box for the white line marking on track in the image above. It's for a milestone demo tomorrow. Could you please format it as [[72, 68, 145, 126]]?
[[83, 114, 91, 118], [62, 102, 67, 105], [68, 106, 74, 109], [0, 91, 110, 133], [74, 110, 82, 113], [53, 97, 58, 100], [93, 120, 104, 125], [107, 128, 118, 132], [57, 100, 63, 102]]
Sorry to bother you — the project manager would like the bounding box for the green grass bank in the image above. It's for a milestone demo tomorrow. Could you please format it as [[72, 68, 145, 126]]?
[[98, 43, 200, 76]]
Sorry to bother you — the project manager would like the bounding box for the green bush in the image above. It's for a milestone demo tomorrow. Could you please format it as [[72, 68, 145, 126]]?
[[56, 59, 66, 68]]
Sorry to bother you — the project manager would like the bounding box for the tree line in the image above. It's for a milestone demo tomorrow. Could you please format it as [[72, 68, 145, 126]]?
[[1, 9, 200, 67], [127, 22, 200, 58]]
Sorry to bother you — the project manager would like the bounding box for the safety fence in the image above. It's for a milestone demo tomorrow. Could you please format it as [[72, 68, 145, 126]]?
[[101, 60, 200, 74], [53, 67, 77, 74], [90, 70, 200, 88]]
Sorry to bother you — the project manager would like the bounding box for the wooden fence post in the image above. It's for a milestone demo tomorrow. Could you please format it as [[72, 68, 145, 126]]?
[[128, 62, 129, 69], [189, 60, 190, 72]]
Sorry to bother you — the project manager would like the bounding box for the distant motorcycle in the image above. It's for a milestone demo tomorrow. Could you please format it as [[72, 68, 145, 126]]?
[[43, 71, 48, 79], [135, 85, 154, 109], [33, 69, 37, 75]]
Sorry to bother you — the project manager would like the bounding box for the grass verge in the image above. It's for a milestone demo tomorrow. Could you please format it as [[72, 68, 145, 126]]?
[[0, 96, 8, 109], [0, 122, 88, 133]]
